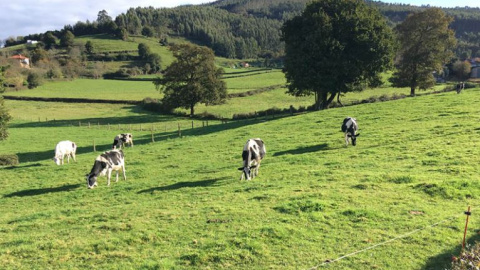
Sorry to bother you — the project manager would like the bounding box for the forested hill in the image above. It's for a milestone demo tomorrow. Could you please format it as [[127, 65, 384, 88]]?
[[5, 0, 480, 59]]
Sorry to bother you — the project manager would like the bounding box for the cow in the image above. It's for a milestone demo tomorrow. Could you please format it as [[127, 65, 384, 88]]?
[[238, 138, 266, 180], [86, 150, 126, 189], [53, 140, 77, 165], [112, 133, 133, 149], [341, 117, 360, 146], [456, 82, 465, 94]]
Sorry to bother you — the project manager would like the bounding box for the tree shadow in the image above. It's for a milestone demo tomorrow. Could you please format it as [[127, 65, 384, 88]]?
[[137, 177, 227, 194], [423, 232, 480, 269], [272, 143, 331, 156], [2, 163, 43, 170], [3, 184, 81, 198]]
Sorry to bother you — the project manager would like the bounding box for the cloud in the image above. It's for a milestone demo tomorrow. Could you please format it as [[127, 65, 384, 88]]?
[[0, 0, 214, 41]]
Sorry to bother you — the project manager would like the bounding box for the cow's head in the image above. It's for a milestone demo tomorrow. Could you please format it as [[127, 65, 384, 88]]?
[[86, 173, 98, 189], [238, 165, 257, 180], [348, 133, 360, 146], [52, 157, 61, 165]]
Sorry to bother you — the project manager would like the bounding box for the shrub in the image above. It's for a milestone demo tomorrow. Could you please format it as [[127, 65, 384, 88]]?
[[27, 72, 43, 89], [451, 242, 480, 270], [0, 155, 19, 166]]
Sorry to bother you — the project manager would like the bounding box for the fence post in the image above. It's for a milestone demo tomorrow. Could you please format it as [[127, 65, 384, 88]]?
[[178, 123, 181, 137], [79, 121, 81, 127], [88, 122, 91, 128], [462, 206, 472, 252], [93, 139, 96, 152]]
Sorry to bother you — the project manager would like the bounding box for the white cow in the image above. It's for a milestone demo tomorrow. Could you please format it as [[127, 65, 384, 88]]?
[[238, 138, 266, 180], [53, 140, 77, 165]]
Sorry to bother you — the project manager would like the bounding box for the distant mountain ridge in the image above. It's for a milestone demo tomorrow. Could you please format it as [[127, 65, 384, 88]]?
[[4, 0, 480, 59]]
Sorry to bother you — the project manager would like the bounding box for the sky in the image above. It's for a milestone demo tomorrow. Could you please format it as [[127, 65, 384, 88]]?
[[0, 0, 215, 41], [1, 0, 479, 42]]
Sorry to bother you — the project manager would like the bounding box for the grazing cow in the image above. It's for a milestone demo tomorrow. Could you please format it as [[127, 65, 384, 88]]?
[[86, 150, 126, 189], [456, 82, 465, 94], [238, 138, 266, 180], [341, 117, 360, 146], [53, 140, 77, 165], [112, 133, 133, 149]]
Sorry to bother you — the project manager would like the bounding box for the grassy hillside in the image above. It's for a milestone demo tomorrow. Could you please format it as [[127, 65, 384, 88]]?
[[1, 85, 480, 269]]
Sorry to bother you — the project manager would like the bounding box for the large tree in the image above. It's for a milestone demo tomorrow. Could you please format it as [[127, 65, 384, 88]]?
[[390, 8, 457, 96], [0, 66, 11, 140], [153, 44, 227, 116], [281, 0, 395, 110]]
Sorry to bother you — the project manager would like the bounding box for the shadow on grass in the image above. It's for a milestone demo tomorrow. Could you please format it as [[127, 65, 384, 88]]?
[[272, 143, 330, 156], [2, 163, 43, 170], [3, 184, 81, 198], [137, 177, 227, 194], [423, 230, 480, 269]]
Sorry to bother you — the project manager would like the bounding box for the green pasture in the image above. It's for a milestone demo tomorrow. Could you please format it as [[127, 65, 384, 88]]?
[[1, 86, 480, 269], [3, 71, 455, 119]]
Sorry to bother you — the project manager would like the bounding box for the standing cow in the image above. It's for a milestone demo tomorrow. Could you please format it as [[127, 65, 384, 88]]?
[[341, 117, 360, 146], [86, 150, 126, 189], [112, 133, 133, 149], [238, 138, 266, 180], [53, 140, 77, 165]]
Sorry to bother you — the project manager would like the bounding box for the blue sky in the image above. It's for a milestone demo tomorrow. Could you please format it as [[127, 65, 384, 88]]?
[[1, 0, 479, 42]]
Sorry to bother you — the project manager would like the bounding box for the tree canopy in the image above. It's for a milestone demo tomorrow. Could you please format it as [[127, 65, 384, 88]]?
[[281, 0, 395, 109], [153, 44, 227, 116], [389, 8, 457, 96], [0, 66, 11, 140]]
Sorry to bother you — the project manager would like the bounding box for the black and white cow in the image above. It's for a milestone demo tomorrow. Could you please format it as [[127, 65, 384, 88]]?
[[238, 138, 266, 180], [112, 133, 133, 149], [341, 117, 360, 146], [53, 140, 77, 165], [85, 150, 126, 189]]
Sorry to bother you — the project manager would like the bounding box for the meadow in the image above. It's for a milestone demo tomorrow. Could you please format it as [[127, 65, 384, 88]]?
[[1, 81, 480, 269]]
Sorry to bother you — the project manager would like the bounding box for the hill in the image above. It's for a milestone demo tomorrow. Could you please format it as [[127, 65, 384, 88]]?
[[3, 0, 480, 60]]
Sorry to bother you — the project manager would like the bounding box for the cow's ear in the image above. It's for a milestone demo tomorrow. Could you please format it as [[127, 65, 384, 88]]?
[[238, 167, 244, 171], [355, 133, 360, 137], [250, 165, 257, 169], [347, 134, 352, 137]]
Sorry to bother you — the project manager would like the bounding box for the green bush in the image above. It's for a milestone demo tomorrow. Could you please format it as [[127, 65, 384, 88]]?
[[0, 155, 19, 166]]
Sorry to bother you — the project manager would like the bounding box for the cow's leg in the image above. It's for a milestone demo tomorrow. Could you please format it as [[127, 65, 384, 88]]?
[[72, 152, 76, 162], [115, 170, 119, 182], [122, 165, 127, 181], [344, 133, 349, 146], [66, 154, 70, 164], [107, 169, 112, 186]]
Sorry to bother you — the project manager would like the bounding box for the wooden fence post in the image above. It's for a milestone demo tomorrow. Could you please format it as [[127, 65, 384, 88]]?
[[93, 139, 96, 152], [178, 123, 181, 137]]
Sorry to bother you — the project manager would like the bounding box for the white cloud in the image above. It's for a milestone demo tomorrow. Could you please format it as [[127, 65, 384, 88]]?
[[0, 0, 214, 41]]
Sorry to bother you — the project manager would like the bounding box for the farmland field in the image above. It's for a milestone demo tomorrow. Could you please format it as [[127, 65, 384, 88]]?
[[1, 82, 480, 269]]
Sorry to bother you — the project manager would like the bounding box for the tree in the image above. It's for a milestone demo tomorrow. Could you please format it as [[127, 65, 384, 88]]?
[[43, 32, 57, 49], [0, 66, 12, 140], [153, 44, 227, 116], [146, 53, 162, 73], [390, 8, 457, 96], [452, 60, 471, 80], [85, 40, 94, 54], [60, 30, 75, 48], [142, 26, 155, 37], [281, 0, 395, 109], [27, 72, 43, 89], [138, 43, 151, 60]]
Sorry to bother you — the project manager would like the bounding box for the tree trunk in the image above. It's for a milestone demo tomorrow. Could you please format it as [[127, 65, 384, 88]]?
[[190, 104, 195, 117], [315, 91, 336, 110], [410, 87, 416, 97]]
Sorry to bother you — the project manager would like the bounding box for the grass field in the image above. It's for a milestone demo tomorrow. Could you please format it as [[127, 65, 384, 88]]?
[[1, 83, 480, 269]]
